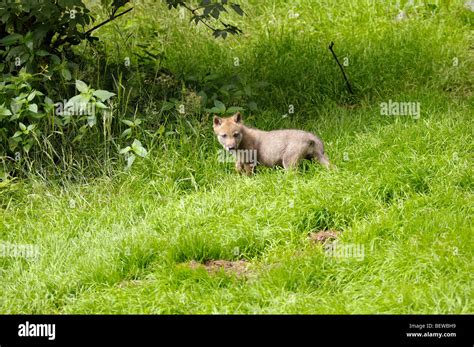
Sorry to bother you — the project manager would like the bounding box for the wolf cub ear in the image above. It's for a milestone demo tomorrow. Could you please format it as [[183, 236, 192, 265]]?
[[213, 115, 222, 127], [232, 112, 242, 124]]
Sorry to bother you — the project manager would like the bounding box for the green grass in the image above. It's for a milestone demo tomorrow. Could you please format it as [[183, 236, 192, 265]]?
[[0, 0, 473, 313]]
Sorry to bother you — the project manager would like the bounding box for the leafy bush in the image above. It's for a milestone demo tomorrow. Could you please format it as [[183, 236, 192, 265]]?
[[0, 70, 53, 153], [0, 68, 116, 155], [0, 67, 148, 176], [0, 0, 248, 177], [0, 0, 132, 76], [0, 1, 144, 175]]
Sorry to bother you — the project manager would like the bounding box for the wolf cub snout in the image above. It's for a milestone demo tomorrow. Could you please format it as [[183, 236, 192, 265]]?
[[213, 112, 330, 175]]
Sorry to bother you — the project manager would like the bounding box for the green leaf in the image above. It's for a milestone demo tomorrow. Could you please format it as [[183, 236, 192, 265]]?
[[120, 128, 132, 138], [122, 120, 134, 127], [206, 106, 224, 114], [28, 104, 38, 113], [43, 97, 54, 112], [157, 124, 165, 136], [248, 101, 258, 111], [1, 13, 10, 24], [68, 94, 90, 106], [126, 154, 136, 168], [75, 80, 89, 93], [27, 90, 42, 101], [94, 101, 108, 109], [92, 90, 115, 102], [131, 139, 148, 157], [23, 142, 32, 153], [87, 115, 96, 127], [29, 112, 45, 120], [19, 123, 26, 131], [61, 68, 72, 81], [50, 55, 61, 65], [160, 101, 175, 112], [10, 101, 22, 115], [213, 30, 228, 39], [226, 106, 245, 114], [230, 3, 244, 16], [6, 46, 25, 63], [64, 94, 91, 115], [73, 134, 84, 143], [44, 96, 54, 106], [213, 99, 226, 112], [25, 39, 34, 51], [10, 113, 20, 121], [204, 74, 220, 82], [79, 125, 88, 133], [0, 104, 12, 117], [119, 146, 131, 154], [0, 34, 23, 46], [35, 50, 50, 57]]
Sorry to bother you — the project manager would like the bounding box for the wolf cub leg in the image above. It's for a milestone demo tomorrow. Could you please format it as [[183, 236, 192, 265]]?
[[243, 163, 255, 176], [315, 152, 331, 169], [235, 161, 254, 176], [282, 153, 302, 170], [235, 160, 244, 173]]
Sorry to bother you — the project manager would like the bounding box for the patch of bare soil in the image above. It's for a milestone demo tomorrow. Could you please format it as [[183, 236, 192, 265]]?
[[188, 260, 249, 277], [309, 230, 339, 244], [117, 279, 147, 288]]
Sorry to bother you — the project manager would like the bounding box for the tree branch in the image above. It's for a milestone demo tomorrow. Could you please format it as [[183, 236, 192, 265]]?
[[84, 7, 133, 36], [180, 3, 217, 32], [328, 41, 354, 95]]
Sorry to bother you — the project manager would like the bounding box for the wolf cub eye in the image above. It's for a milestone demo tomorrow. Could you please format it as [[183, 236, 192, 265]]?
[[220, 134, 227, 138], [233, 133, 240, 138]]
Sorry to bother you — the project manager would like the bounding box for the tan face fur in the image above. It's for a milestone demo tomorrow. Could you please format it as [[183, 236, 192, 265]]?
[[213, 112, 244, 151]]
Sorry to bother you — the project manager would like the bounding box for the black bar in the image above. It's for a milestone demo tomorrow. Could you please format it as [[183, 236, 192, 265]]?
[[0, 315, 471, 346]]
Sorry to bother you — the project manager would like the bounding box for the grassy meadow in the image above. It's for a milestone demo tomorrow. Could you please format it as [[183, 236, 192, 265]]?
[[0, 0, 473, 313]]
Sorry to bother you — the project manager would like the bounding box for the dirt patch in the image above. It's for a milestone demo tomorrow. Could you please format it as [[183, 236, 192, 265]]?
[[117, 279, 147, 288], [309, 230, 339, 244], [187, 260, 249, 277]]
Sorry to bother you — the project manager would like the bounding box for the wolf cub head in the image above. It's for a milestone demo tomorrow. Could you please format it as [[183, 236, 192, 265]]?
[[213, 112, 244, 151]]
